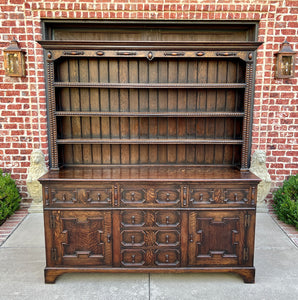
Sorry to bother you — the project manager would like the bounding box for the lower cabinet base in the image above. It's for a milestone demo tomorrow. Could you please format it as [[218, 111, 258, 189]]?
[[40, 167, 260, 285], [44, 266, 255, 284]]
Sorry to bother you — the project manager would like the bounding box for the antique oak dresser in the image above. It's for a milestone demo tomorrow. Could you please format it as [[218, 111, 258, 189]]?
[[38, 21, 261, 283]]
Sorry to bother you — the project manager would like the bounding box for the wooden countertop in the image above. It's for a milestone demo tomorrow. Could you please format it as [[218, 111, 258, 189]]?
[[39, 166, 260, 183]]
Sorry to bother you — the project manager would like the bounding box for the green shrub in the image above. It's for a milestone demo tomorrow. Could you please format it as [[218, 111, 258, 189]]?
[[273, 174, 298, 230], [0, 169, 21, 225]]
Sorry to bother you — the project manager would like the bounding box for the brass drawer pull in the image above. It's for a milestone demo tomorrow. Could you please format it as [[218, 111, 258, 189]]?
[[114, 185, 118, 206], [183, 187, 187, 206], [107, 234, 112, 243], [166, 216, 169, 225], [131, 192, 135, 201]]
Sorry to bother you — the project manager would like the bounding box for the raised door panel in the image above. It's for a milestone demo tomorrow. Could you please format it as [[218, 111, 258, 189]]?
[[188, 210, 248, 266], [48, 211, 112, 267]]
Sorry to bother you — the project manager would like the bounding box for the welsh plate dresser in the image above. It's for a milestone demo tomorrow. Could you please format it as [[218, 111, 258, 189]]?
[[38, 21, 261, 283]]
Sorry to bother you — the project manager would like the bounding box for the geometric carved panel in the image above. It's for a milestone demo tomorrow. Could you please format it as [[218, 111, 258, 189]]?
[[62, 217, 104, 257], [196, 217, 240, 259], [189, 211, 245, 266], [51, 211, 112, 266]]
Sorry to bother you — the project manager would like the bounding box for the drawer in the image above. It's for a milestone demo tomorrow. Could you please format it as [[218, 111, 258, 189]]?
[[121, 249, 145, 267], [155, 188, 180, 204], [155, 249, 180, 267], [121, 230, 145, 247], [121, 211, 145, 227], [120, 210, 180, 228], [155, 230, 180, 247], [49, 188, 78, 204], [189, 188, 215, 205], [121, 249, 180, 267], [43, 185, 112, 208], [189, 185, 254, 207], [223, 188, 250, 204], [155, 211, 180, 227], [120, 184, 181, 207], [121, 229, 180, 247], [121, 187, 146, 204], [80, 188, 112, 205]]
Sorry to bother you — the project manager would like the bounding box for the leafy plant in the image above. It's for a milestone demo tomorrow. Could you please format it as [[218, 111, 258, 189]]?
[[0, 169, 21, 225], [273, 174, 298, 229]]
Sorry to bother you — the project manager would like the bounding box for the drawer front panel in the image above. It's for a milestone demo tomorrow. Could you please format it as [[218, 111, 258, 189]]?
[[121, 249, 181, 267], [121, 229, 180, 247], [155, 230, 180, 246], [121, 230, 145, 247], [223, 188, 250, 204], [81, 188, 112, 205], [120, 210, 181, 228], [155, 249, 180, 267], [50, 188, 78, 204], [121, 188, 146, 204], [189, 185, 255, 207], [121, 249, 146, 267], [155, 211, 180, 227], [155, 188, 180, 205], [189, 188, 215, 205], [120, 184, 181, 207], [44, 185, 113, 208], [121, 211, 146, 227]]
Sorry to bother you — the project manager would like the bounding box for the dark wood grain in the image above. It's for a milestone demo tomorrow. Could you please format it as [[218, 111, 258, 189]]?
[[39, 166, 259, 182], [40, 22, 261, 283]]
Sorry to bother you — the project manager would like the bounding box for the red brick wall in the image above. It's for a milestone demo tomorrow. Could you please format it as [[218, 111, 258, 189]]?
[[0, 0, 297, 204]]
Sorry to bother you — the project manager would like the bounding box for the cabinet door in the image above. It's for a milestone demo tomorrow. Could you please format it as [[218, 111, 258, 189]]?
[[45, 211, 112, 267], [188, 210, 251, 266]]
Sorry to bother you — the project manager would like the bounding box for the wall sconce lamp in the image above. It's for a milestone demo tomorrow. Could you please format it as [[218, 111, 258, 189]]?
[[275, 40, 296, 79], [3, 38, 26, 77]]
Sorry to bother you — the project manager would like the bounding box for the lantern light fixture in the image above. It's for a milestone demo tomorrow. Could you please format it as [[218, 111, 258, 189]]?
[[275, 40, 296, 79], [3, 37, 26, 77]]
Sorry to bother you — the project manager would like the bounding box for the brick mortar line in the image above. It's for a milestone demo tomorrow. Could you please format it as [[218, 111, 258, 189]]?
[[27, 9, 275, 14]]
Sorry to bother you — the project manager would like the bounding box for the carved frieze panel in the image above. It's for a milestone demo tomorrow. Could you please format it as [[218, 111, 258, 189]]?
[[119, 185, 181, 207], [44, 186, 112, 207], [189, 185, 253, 207]]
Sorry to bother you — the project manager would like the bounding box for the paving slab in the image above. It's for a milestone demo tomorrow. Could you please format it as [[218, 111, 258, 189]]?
[[0, 213, 297, 300], [0, 214, 149, 300], [2, 213, 44, 249]]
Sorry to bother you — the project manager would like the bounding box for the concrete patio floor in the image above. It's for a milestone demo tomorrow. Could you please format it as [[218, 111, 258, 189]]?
[[0, 213, 297, 300]]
